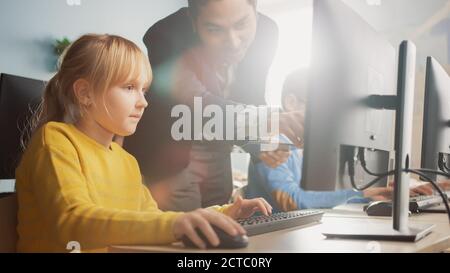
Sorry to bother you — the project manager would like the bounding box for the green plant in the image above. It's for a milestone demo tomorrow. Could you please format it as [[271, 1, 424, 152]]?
[[54, 37, 71, 56]]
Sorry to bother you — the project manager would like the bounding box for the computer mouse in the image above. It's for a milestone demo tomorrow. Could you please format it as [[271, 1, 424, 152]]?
[[181, 225, 249, 249], [364, 201, 393, 217]]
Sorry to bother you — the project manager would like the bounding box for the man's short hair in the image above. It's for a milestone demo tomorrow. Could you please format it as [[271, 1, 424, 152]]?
[[188, 0, 257, 18]]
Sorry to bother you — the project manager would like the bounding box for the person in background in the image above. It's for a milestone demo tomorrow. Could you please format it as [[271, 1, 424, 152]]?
[[125, 0, 297, 212]]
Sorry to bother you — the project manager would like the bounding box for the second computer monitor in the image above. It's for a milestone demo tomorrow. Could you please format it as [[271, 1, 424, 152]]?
[[421, 57, 450, 180], [301, 0, 397, 191]]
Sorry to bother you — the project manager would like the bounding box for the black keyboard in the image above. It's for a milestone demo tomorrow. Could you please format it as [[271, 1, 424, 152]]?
[[237, 210, 324, 236]]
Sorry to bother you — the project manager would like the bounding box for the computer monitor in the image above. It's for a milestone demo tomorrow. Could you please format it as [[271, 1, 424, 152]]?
[[421, 57, 450, 181], [0, 73, 45, 179], [301, 0, 433, 241], [301, 0, 397, 192]]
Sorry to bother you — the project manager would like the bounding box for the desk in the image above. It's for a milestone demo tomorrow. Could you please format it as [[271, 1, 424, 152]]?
[[109, 204, 450, 253]]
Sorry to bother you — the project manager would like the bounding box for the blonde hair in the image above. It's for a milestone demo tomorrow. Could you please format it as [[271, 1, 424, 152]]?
[[24, 34, 152, 147]]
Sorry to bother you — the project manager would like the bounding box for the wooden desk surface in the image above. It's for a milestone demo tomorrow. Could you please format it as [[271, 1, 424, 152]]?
[[109, 204, 450, 253]]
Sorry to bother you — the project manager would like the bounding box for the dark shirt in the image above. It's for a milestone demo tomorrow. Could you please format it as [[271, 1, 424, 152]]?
[[124, 8, 278, 183]]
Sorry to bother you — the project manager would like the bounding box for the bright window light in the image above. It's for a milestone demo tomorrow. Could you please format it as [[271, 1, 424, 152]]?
[[259, 0, 313, 106]]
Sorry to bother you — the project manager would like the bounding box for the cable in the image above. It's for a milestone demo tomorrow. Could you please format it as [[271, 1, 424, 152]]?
[[351, 163, 450, 222], [349, 173, 396, 191], [350, 156, 450, 218], [348, 150, 450, 220], [406, 169, 450, 222], [413, 168, 450, 179], [438, 155, 450, 174], [358, 147, 394, 177], [347, 147, 450, 222], [348, 157, 396, 191], [348, 148, 395, 191], [443, 163, 450, 173]]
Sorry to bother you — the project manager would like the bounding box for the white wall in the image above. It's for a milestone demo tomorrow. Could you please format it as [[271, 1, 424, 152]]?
[[0, 0, 185, 81]]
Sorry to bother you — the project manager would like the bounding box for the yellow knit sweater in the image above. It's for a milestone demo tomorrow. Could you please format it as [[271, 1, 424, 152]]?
[[15, 122, 228, 252]]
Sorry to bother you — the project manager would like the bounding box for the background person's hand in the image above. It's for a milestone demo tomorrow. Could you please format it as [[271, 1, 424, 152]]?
[[409, 180, 450, 196], [259, 150, 291, 169], [437, 180, 450, 191], [363, 187, 394, 201], [362, 184, 443, 201], [227, 196, 273, 220], [173, 208, 245, 249], [389, 179, 450, 196], [409, 183, 434, 196]]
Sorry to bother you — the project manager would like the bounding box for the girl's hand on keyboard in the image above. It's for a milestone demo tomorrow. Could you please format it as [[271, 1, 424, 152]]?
[[172, 208, 245, 249], [226, 196, 273, 220]]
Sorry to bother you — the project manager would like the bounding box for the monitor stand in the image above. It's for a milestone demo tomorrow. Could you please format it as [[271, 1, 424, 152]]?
[[322, 222, 434, 242]]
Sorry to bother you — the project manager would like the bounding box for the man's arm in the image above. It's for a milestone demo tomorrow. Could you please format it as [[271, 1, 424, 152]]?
[[145, 10, 291, 144]]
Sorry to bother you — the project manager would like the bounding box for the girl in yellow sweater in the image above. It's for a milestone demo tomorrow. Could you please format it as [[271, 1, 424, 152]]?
[[15, 34, 272, 253]]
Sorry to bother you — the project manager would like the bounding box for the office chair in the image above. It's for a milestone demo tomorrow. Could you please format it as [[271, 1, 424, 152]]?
[[0, 73, 45, 252], [0, 73, 46, 179], [0, 193, 17, 252]]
